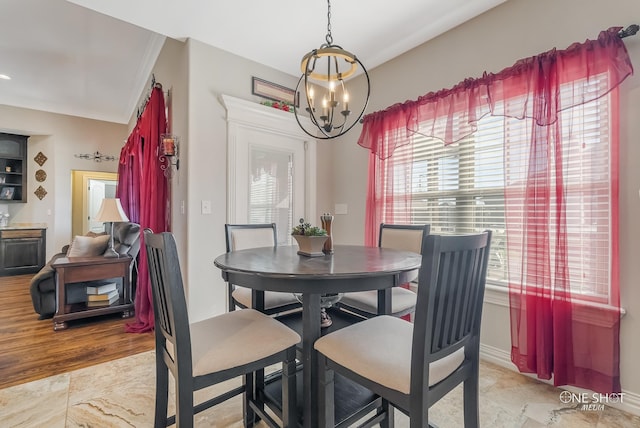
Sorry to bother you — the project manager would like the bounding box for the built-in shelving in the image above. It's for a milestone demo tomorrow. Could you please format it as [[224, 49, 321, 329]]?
[[0, 133, 28, 203]]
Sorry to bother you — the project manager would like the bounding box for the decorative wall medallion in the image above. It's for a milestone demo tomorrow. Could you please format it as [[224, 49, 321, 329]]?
[[34, 152, 48, 166], [35, 169, 47, 182], [34, 185, 47, 200]]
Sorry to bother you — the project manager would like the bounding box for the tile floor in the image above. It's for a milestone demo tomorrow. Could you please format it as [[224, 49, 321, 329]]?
[[1, 350, 638, 427]]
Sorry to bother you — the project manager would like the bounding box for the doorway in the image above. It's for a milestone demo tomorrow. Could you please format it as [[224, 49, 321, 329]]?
[[71, 170, 118, 237]]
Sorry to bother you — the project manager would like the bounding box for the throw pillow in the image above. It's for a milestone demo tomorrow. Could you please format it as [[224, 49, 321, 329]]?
[[85, 231, 107, 238], [67, 235, 110, 257]]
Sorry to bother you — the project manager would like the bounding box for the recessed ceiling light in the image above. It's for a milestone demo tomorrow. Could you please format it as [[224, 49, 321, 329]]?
[[0, 74, 11, 80]]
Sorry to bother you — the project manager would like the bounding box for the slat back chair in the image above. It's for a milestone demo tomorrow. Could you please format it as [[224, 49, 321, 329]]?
[[225, 223, 302, 315], [315, 231, 492, 428], [337, 223, 430, 318], [145, 230, 300, 428]]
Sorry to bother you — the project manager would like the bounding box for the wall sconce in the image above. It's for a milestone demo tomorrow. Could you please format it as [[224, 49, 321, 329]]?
[[160, 134, 179, 177], [74, 151, 117, 162]]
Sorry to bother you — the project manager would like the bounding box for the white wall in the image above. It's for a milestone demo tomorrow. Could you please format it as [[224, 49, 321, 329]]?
[[332, 0, 640, 412], [0, 106, 127, 257]]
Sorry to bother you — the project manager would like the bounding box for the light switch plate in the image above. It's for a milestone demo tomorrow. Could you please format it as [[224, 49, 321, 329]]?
[[201, 200, 212, 214], [334, 203, 348, 215]]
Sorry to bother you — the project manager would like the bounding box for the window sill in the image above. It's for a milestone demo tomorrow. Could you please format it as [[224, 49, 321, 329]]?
[[484, 283, 625, 327]]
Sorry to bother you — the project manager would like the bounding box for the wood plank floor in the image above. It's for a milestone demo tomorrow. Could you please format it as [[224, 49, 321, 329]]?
[[0, 274, 154, 390]]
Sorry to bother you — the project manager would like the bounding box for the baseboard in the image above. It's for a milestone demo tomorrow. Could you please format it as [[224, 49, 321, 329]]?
[[480, 343, 640, 416]]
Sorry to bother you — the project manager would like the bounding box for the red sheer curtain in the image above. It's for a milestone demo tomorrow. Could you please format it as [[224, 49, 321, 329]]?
[[364, 151, 413, 246], [358, 28, 632, 393], [117, 85, 170, 333]]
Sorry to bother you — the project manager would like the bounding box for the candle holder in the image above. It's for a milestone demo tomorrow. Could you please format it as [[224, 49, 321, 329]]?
[[159, 134, 180, 177]]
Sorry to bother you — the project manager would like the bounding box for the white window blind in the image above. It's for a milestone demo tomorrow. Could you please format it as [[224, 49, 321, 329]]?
[[249, 147, 294, 245], [390, 75, 614, 302]]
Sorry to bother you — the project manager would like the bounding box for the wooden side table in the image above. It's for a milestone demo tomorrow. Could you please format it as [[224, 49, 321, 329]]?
[[52, 256, 134, 331]]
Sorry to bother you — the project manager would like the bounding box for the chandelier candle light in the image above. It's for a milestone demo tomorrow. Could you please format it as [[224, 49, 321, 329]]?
[[294, 0, 370, 139]]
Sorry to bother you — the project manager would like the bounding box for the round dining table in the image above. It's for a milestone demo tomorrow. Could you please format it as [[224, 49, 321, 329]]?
[[214, 244, 421, 428]]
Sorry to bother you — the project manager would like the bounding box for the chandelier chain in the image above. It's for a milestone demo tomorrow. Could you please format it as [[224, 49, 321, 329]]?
[[325, 0, 333, 45]]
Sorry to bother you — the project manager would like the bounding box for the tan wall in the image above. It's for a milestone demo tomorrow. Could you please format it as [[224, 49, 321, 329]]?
[[332, 0, 640, 409], [126, 37, 190, 283], [180, 39, 312, 322], [0, 106, 127, 257]]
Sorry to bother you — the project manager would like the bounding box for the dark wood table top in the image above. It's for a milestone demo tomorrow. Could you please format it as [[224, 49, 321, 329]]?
[[53, 255, 132, 268], [214, 244, 422, 294]]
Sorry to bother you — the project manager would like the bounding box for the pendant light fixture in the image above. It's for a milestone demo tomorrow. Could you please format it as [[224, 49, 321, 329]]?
[[294, 0, 370, 140]]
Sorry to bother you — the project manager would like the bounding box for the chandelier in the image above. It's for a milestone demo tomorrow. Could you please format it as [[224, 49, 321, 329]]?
[[294, 0, 370, 139]]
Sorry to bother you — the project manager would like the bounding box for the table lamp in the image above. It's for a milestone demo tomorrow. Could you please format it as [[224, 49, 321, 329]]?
[[95, 198, 129, 258]]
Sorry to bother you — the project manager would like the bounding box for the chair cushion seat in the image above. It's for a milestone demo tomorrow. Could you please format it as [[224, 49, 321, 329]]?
[[189, 309, 300, 376], [314, 315, 465, 394], [339, 287, 417, 315], [232, 286, 300, 310]]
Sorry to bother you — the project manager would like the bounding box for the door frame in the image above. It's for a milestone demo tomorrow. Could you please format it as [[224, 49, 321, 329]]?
[[71, 170, 118, 237], [221, 94, 317, 225]]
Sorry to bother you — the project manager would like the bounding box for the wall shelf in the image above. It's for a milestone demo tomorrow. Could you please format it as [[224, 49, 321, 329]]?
[[0, 133, 28, 203]]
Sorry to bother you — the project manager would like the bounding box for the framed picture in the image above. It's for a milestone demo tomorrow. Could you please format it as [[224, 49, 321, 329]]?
[[0, 187, 15, 200], [252, 77, 299, 107]]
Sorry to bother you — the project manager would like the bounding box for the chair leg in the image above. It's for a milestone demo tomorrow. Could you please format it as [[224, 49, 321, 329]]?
[[317, 355, 335, 428], [154, 362, 169, 428], [380, 399, 395, 428], [282, 347, 297, 428], [463, 367, 480, 428], [244, 372, 256, 427], [175, 377, 194, 428]]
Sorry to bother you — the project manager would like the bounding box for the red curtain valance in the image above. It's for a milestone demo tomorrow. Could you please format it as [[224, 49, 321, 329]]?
[[358, 27, 633, 159]]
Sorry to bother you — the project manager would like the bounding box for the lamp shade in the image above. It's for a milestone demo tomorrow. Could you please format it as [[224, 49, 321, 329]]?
[[95, 198, 129, 223]]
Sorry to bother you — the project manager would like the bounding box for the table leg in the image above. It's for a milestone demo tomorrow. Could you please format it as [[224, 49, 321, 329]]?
[[303, 293, 321, 428], [377, 288, 392, 316], [53, 269, 67, 331]]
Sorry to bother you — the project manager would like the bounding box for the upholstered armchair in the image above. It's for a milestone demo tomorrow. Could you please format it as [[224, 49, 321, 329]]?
[[29, 222, 140, 319]]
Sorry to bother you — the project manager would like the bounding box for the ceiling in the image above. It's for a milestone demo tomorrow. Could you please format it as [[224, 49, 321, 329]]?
[[0, 0, 507, 124]]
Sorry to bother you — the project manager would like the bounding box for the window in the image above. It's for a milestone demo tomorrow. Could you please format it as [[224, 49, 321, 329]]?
[[393, 114, 508, 283], [248, 147, 295, 245], [390, 76, 614, 302]]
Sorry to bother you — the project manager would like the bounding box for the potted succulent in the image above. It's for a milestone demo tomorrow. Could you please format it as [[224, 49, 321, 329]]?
[[291, 218, 328, 257]]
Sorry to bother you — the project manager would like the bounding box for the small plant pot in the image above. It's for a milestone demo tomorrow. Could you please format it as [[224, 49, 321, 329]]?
[[292, 235, 328, 257]]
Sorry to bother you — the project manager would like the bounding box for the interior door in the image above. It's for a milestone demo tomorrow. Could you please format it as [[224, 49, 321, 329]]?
[[86, 178, 117, 233], [88, 179, 106, 233]]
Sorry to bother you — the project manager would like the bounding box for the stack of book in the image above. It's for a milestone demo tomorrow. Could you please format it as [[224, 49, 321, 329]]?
[[86, 282, 119, 307]]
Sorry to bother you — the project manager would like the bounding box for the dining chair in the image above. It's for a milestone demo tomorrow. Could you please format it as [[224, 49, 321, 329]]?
[[225, 223, 302, 315], [336, 223, 430, 319], [144, 230, 300, 428], [315, 231, 492, 428]]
